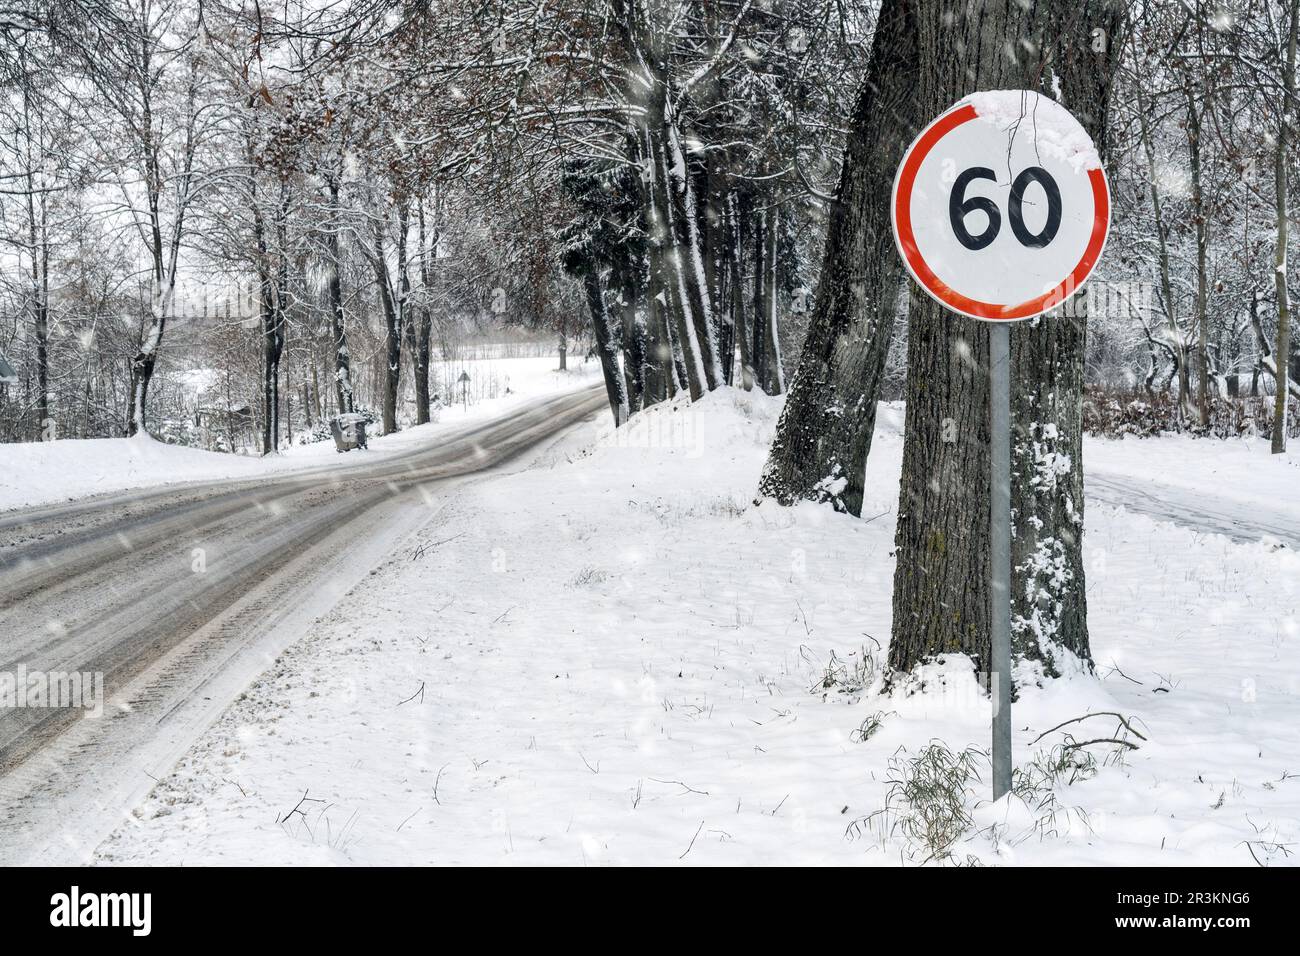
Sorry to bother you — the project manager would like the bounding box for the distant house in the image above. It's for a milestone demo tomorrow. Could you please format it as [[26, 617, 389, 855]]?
[[0, 352, 16, 386]]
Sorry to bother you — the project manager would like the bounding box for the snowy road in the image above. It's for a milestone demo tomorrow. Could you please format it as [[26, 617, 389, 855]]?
[[0, 387, 604, 864], [1087, 471, 1300, 549]]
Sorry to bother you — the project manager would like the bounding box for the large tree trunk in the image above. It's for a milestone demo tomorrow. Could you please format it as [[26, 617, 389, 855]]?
[[750, 206, 785, 396], [729, 192, 754, 390], [127, 302, 167, 438], [701, 164, 733, 387], [260, 183, 289, 455], [888, 0, 1124, 680], [641, 247, 673, 405], [1008, 312, 1092, 672], [410, 198, 435, 426], [616, 266, 647, 411], [1273, 0, 1298, 454], [414, 311, 432, 423], [757, 0, 919, 515], [583, 270, 630, 425], [372, 202, 409, 436], [259, 265, 279, 455]]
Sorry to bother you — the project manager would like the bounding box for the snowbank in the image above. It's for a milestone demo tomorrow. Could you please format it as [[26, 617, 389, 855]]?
[[1, 433, 268, 513], [1, 356, 599, 513]]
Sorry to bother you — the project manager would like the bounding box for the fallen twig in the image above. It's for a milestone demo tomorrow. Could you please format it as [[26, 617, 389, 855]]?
[[1062, 736, 1140, 752], [398, 681, 426, 706], [1102, 661, 1144, 685], [679, 820, 705, 860], [433, 764, 448, 805], [1032, 711, 1148, 746]]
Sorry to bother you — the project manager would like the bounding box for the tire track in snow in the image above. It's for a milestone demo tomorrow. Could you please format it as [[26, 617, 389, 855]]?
[[1087, 472, 1300, 549]]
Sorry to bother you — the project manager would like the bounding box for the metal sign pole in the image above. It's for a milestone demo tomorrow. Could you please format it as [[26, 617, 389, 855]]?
[[989, 321, 1012, 800]]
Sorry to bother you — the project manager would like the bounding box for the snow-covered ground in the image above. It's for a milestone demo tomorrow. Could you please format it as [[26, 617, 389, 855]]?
[[0, 357, 599, 513], [90, 388, 1300, 866]]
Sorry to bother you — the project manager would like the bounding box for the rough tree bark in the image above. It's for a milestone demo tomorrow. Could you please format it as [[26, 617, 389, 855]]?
[[371, 201, 408, 436], [583, 270, 630, 425], [616, 266, 647, 412], [699, 162, 732, 386], [888, 0, 1124, 680], [258, 180, 290, 455], [729, 192, 754, 390], [750, 206, 785, 395], [757, 0, 919, 515], [640, 236, 674, 405], [408, 197, 435, 425]]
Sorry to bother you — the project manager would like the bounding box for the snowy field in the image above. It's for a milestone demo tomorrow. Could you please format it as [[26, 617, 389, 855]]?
[[0, 356, 600, 513], [90, 388, 1300, 866]]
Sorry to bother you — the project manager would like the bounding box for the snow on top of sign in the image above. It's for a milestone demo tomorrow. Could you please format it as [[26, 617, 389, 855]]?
[[960, 90, 1102, 173]]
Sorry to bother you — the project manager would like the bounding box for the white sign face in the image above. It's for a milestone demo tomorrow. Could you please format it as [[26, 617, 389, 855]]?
[[891, 90, 1110, 322]]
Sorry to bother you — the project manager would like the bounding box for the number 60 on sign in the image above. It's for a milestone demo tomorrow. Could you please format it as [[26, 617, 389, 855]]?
[[891, 90, 1110, 323]]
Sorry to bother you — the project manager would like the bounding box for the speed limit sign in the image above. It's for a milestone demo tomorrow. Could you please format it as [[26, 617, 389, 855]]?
[[892, 90, 1110, 321], [890, 91, 1110, 803]]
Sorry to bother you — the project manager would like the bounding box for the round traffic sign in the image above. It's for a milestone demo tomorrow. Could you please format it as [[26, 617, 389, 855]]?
[[891, 90, 1110, 322]]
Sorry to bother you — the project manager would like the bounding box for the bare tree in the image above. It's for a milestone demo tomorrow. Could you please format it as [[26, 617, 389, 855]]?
[[86, 0, 212, 436]]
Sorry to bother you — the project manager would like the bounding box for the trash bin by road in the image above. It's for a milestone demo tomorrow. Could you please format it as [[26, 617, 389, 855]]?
[[329, 413, 368, 452]]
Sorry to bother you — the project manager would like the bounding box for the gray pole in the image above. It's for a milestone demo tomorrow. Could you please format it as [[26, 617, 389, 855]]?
[[989, 321, 1012, 800]]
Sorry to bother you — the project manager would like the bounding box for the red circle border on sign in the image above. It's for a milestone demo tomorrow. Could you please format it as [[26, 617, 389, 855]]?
[[892, 103, 1110, 322]]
